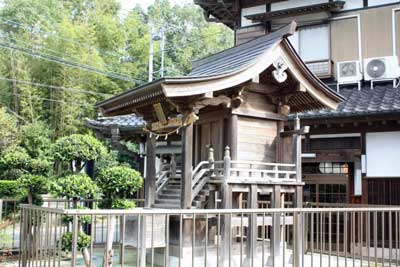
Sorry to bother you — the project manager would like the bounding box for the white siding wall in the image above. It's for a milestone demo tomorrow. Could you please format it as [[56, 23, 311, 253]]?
[[271, 0, 327, 11], [241, 5, 266, 27], [369, 0, 400, 7], [366, 132, 400, 177]]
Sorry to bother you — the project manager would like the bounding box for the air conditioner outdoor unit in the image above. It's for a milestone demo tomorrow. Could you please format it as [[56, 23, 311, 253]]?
[[364, 56, 400, 81], [337, 60, 362, 84], [337, 60, 362, 91]]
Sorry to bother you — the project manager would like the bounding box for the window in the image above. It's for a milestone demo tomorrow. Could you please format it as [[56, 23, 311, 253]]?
[[289, 24, 330, 62], [304, 184, 347, 204], [303, 162, 349, 174]]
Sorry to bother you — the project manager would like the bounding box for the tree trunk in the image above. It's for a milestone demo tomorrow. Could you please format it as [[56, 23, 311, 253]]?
[[27, 191, 33, 205], [82, 248, 93, 267], [103, 215, 116, 267]]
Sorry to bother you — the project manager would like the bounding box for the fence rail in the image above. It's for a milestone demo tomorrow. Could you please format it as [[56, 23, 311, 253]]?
[[18, 205, 400, 267]]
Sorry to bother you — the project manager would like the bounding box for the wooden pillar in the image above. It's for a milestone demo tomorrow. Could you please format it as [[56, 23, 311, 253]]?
[[246, 184, 258, 265], [181, 123, 193, 209], [292, 116, 303, 267], [145, 134, 156, 208], [292, 116, 302, 183], [221, 146, 232, 267], [229, 114, 238, 160]]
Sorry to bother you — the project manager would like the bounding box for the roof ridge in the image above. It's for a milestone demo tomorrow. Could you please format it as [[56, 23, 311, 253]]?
[[191, 21, 297, 71]]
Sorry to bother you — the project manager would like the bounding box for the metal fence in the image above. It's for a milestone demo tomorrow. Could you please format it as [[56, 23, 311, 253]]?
[[18, 205, 400, 267], [0, 198, 144, 254]]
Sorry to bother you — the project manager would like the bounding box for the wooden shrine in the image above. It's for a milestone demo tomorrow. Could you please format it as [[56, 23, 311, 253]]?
[[95, 21, 343, 266]]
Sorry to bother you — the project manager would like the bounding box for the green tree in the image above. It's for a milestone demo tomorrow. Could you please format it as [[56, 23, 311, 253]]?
[[18, 174, 48, 204], [0, 107, 19, 151], [52, 134, 106, 173]]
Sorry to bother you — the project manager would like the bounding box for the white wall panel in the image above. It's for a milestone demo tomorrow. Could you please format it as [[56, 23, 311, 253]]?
[[299, 25, 330, 61], [366, 132, 400, 177], [342, 0, 364, 10], [241, 5, 266, 27], [271, 0, 326, 11], [368, 0, 399, 7]]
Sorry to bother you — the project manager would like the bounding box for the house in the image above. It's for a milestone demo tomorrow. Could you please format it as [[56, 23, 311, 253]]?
[[196, 0, 400, 207]]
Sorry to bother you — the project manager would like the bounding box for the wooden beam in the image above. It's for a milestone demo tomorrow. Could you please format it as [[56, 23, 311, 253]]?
[[229, 114, 238, 160], [145, 134, 156, 208], [153, 103, 167, 124], [280, 126, 310, 137], [181, 122, 193, 209], [233, 108, 287, 121], [244, 82, 281, 95]]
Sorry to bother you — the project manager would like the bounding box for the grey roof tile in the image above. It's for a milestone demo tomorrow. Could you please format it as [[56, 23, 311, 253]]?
[[299, 83, 400, 119], [86, 115, 145, 128]]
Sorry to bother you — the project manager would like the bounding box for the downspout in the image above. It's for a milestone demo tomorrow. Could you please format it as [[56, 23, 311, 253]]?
[[330, 14, 363, 73]]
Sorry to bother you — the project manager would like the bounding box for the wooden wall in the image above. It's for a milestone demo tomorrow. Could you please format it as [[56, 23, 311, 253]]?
[[237, 116, 277, 162]]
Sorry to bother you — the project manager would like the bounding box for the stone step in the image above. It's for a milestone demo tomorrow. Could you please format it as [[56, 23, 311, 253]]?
[[165, 184, 181, 190], [157, 193, 180, 200], [155, 198, 180, 204], [162, 189, 180, 194]]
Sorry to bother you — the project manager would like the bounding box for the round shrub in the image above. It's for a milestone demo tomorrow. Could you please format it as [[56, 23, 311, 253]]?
[[60, 232, 91, 252], [51, 174, 99, 201], [52, 134, 106, 165], [96, 166, 143, 199]]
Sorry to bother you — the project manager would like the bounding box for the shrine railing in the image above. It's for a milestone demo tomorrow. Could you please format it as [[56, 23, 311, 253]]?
[[229, 161, 297, 182], [18, 204, 400, 267]]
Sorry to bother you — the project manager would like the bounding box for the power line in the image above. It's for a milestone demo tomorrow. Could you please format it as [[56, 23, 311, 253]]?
[[0, 77, 112, 97], [0, 91, 94, 108], [0, 40, 146, 83], [4, 34, 135, 77]]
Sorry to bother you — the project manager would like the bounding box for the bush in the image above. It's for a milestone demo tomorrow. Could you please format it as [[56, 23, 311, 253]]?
[[0, 146, 31, 172], [0, 180, 26, 198], [111, 199, 136, 209], [18, 174, 48, 195], [96, 166, 143, 200], [52, 134, 106, 172], [60, 232, 91, 252], [51, 174, 99, 201]]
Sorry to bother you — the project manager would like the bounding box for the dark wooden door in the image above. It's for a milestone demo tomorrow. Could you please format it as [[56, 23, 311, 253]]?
[[196, 119, 224, 163]]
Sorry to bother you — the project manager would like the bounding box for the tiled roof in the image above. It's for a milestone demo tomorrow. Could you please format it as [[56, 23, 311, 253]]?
[[188, 30, 283, 78], [299, 83, 400, 119], [86, 115, 145, 129]]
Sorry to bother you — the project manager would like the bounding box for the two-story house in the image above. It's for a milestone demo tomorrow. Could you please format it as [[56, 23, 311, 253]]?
[[196, 0, 400, 206]]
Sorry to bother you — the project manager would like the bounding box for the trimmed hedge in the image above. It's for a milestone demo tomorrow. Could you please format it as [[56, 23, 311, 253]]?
[[0, 180, 26, 199]]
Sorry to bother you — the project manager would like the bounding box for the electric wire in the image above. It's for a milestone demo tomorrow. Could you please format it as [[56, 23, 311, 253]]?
[[0, 77, 112, 97]]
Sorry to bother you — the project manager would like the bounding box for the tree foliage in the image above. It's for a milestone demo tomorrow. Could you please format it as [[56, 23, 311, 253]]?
[[0, 0, 232, 137], [0, 107, 19, 151], [51, 173, 99, 201], [96, 165, 143, 208], [52, 134, 106, 172]]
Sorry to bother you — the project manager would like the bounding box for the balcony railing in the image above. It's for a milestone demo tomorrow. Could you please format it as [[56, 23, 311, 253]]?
[[18, 204, 400, 267]]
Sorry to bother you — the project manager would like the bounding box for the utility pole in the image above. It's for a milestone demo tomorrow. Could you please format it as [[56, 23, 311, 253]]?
[[160, 29, 165, 78], [148, 24, 154, 82]]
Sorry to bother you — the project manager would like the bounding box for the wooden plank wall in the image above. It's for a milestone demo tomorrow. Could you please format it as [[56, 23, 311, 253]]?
[[237, 116, 277, 162]]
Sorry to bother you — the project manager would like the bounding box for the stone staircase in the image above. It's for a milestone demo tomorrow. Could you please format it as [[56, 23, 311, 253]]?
[[154, 172, 217, 209]]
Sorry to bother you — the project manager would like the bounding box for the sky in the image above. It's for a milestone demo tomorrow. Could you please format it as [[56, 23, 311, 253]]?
[[119, 0, 191, 11]]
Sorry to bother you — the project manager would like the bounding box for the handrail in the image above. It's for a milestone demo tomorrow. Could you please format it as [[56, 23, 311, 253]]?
[[191, 161, 211, 203], [230, 160, 295, 167], [20, 204, 400, 216], [156, 163, 172, 194]]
